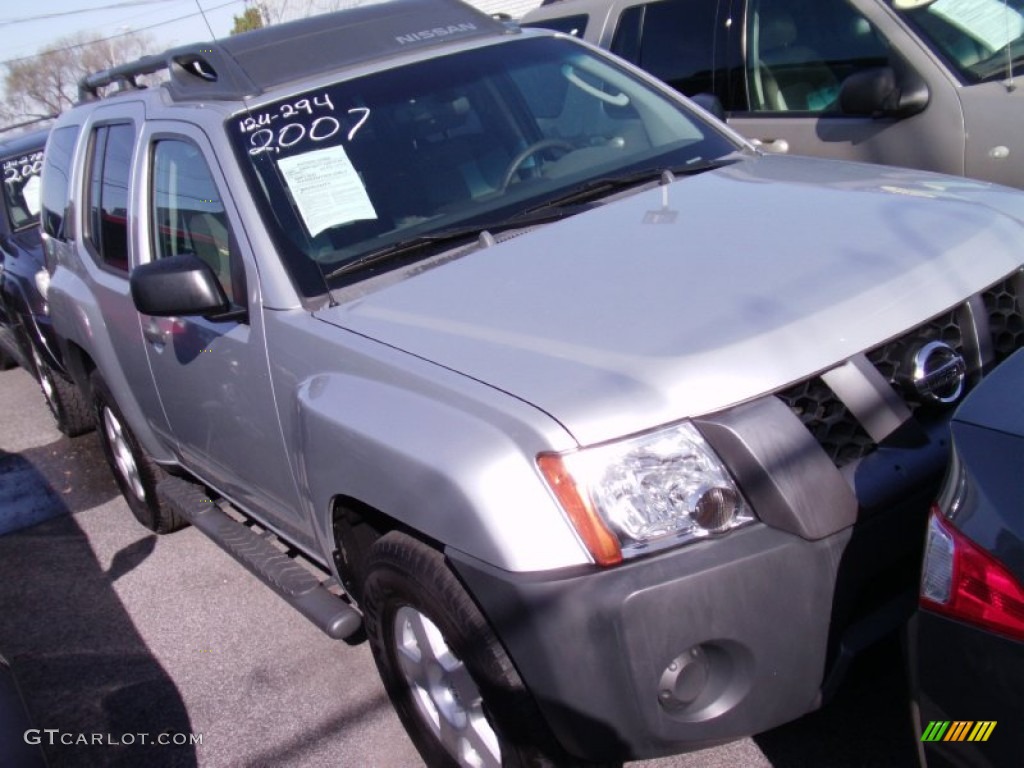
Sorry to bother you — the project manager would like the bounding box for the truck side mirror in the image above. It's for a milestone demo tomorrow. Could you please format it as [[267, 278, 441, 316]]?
[[839, 64, 929, 119], [131, 252, 241, 321]]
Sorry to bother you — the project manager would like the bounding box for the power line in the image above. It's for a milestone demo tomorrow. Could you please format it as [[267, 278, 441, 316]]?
[[0, 0, 246, 68], [0, 1, 182, 27]]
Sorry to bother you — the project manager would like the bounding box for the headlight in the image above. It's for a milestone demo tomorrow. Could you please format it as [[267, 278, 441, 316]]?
[[538, 421, 754, 566]]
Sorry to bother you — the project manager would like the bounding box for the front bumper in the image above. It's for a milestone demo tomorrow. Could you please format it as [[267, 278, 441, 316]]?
[[451, 523, 870, 760], [450, 400, 941, 760]]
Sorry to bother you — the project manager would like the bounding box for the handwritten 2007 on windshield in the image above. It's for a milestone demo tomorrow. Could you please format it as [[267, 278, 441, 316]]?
[[4, 151, 44, 185], [238, 93, 370, 156]]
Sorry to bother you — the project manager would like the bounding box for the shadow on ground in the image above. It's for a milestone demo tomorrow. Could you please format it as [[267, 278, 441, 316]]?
[[0, 446, 198, 767]]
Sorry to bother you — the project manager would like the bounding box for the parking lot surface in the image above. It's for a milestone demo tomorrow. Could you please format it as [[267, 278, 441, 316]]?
[[0, 365, 917, 767]]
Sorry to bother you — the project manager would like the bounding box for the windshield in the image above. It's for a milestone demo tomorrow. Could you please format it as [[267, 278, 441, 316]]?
[[2, 146, 44, 231], [892, 0, 1024, 82], [229, 34, 739, 293]]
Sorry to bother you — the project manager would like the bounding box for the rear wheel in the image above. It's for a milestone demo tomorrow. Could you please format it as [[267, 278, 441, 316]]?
[[92, 372, 184, 533], [362, 531, 617, 768], [31, 345, 93, 436]]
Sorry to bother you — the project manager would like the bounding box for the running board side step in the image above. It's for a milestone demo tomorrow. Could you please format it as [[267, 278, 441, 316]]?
[[156, 474, 362, 640]]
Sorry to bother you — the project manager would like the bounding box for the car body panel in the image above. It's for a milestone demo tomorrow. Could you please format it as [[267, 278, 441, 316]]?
[[321, 154, 1024, 446]]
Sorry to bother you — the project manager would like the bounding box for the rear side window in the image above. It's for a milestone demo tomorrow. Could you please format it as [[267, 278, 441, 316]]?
[[86, 123, 135, 273], [611, 0, 719, 97], [41, 126, 81, 241]]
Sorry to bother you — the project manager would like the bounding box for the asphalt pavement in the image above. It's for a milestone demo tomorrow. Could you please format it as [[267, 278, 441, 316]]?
[[0, 364, 919, 768]]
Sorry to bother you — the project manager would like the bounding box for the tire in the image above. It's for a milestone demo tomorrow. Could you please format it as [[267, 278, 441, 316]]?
[[362, 531, 615, 768], [31, 344, 94, 437], [91, 371, 185, 534], [0, 347, 15, 371]]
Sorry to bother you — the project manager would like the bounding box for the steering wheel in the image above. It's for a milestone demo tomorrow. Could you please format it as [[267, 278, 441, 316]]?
[[500, 139, 575, 190]]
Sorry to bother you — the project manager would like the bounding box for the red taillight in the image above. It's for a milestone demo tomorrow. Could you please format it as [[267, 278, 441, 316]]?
[[921, 508, 1024, 642]]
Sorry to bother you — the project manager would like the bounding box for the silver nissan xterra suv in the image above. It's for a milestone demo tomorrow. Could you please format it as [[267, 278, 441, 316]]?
[[39, 0, 1024, 764]]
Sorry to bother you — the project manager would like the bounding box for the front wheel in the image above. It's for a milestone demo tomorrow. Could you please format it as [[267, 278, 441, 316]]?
[[362, 531, 615, 768], [91, 372, 184, 534]]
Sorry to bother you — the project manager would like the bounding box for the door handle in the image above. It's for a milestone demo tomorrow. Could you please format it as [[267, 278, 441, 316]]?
[[751, 138, 790, 154], [142, 320, 168, 349]]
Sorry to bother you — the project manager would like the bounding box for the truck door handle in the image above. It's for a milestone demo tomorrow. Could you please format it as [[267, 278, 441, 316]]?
[[752, 138, 790, 154], [142, 320, 168, 349]]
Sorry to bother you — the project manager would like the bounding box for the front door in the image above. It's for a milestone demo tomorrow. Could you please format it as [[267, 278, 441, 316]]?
[[136, 125, 309, 546], [727, 0, 965, 176]]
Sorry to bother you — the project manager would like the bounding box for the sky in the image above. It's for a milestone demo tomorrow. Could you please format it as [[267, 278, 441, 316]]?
[[2, 1, 247, 68]]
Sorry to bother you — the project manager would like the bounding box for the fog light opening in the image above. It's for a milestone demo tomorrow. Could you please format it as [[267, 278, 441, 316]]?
[[658, 646, 710, 711]]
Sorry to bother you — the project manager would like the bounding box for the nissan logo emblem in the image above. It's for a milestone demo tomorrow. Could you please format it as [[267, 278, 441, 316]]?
[[912, 341, 966, 404]]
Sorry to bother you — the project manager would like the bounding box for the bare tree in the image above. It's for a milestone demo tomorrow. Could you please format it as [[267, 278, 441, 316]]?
[[1, 32, 154, 128], [259, 0, 361, 25]]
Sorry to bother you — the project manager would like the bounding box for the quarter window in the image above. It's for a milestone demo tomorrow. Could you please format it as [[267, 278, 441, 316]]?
[[150, 139, 245, 307]]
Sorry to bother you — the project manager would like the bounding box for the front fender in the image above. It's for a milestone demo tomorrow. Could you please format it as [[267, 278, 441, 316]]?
[[294, 372, 590, 573]]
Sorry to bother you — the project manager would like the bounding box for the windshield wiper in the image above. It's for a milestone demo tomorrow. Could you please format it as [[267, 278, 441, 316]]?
[[521, 156, 739, 214], [321, 207, 575, 281], [322, 156, 737, 282], [976, 39, 1024, 81]]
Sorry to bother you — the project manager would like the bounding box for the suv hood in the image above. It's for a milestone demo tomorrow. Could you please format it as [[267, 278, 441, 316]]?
[[316, 155, 1024, 446]]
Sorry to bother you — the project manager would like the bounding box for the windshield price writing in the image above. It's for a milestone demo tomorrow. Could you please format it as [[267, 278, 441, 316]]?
[[3, 151, 43, 185], [239, 92, 371, 156]]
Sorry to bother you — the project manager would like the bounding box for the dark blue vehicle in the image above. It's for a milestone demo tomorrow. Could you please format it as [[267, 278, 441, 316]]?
[[910, 347, 1024, 768], [0, 128, 91, 435]]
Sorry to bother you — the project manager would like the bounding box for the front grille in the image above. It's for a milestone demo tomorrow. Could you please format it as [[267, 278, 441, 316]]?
[[779, 271, 1024, 468], [776, 379, 874, 467], [983, 276, 1024, 362], [865, 308, 963, 401]]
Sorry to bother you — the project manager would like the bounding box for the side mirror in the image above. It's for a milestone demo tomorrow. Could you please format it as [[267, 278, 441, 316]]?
[[131, 253, 240, 321], [839, 64, 929, 119], [690, 92, 726, 122]]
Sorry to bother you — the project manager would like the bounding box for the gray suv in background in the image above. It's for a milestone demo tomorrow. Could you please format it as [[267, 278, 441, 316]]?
[[38, 0, 1024, 764], [524, 0, 1024, 188]]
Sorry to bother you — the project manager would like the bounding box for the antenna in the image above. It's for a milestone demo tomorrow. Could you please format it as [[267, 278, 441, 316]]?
[[1005, 0, 1016, 91], [194, 0, 217, 40]]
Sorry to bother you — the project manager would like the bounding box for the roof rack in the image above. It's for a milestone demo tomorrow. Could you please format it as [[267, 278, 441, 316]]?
[[77, 0, 510, 104]]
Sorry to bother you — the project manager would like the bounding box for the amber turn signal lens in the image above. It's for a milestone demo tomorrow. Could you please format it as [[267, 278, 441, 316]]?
[[538, 453, 622, 566]]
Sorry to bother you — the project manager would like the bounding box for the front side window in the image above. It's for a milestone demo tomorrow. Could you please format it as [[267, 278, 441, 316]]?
[[86, 123, 135, 273], [891, 0, 1024, 83], [150, 139, 245, 306], [746, 0, 890, 112], [230, 35, 740, 295]]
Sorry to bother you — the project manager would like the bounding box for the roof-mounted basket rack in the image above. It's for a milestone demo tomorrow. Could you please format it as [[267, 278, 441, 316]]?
[[76, 0, 509, 105]]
